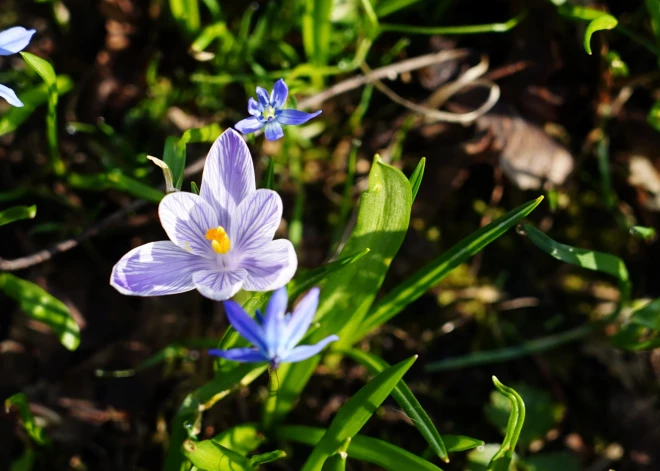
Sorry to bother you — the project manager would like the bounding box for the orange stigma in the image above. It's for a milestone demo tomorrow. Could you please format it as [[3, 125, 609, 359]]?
[[205, 226, 231, 254]]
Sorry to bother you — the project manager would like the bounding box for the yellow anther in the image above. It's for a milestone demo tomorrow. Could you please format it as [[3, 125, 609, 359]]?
[[205, 226, 231, 254], [262, 106, 276, 121]]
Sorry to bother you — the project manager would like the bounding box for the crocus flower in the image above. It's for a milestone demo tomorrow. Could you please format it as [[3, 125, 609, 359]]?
[[0, 26, 36, 107], [110, 129, 297, 301], [209, 287, 338, 369], [234, 79, 321, 141]]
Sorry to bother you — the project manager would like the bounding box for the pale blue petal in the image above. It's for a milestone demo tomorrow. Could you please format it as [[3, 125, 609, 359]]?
[[285, 287, 320, 350], [0, 84, 23, 107], [158, 192, 219, 258], [276, 109, 322, 126], [264, 122, 284, 141], [270, 79, 288, 109], [281, 335, 339, 363], [230, 189, 282, 254], [235, 116, 264, 134], [247, 97, 262, 116], [208, 348, 268, 363], [241, 239, 297, 292], [262, 287, 289, 355], [0, 27, 36, 56], [222, 299, 268, 353], [199, 129, 256, 229], [192, 268, 247, 301], [256, 87, 270, 106], [110, 241, 212, 296]]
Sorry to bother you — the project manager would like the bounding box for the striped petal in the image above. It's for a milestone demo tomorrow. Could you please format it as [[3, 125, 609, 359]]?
[[241, 239, 297, 292], [192, 268, 247, 301], [230, 189, 282, 254]]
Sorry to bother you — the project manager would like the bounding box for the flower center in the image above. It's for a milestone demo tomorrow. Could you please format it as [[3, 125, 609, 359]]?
[[205, 226, 231, 254], [262, 106, 276, 121]]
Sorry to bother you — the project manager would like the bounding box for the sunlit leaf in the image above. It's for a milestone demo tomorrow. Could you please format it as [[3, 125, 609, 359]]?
[[0, 205, 36, 227], [211, 423, 264, 456], [583, 14, 618, 55], [409, 157, 425, 202], [486, 377, 525, 471], [169, 0, 200, 35], [5, 393, 50, 446], [182, 438, 252, 471], [0, 274, 80, 351], [68, 170, 164, 203]]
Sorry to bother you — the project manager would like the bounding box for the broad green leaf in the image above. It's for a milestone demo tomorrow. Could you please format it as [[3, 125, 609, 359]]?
[[322, 450, 347, 471], [163, 137, 186, 190], [522, 223, 631, 309], [20, 52, 64, 175], [487, 377, 525, 471], [0, 274, 80, 351], [182, 439, 252, 471], [68, 170, 164, 203], [0, 76, 73, 136], [301, 355, 417, 471], [409, 157, 425, 202], [342, 348, 448, 461], [276, 425, 444, 471], [303, 0, 334, 67], [442, 435, 484, 453], [355, 196, 543, 341], [0, 205, 36, 227], [630, 225, 656, 241], [169, 0, 200, 35], [5, 393, 50, 446], [524, 451, 580, 471], [485, 383, 563, 449], [212, 423, 264, 456], [583, 14, 617, 55], [629, 298, 660, 330], [263, 156, 412, 426]]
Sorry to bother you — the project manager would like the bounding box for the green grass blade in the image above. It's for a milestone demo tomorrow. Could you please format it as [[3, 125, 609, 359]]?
[[169, 0, 200, 35], [5, 393, 50, 446], [355, 196, 543, 341], [303, 0, 334, 67], [301, 355, 417, 471], [583, 14, 618, 55], [211, 423, 264, 455], [0, 273, 80, 351], [522, 223, 631, 310], [0, 205, 36, 227], [378, 10, 527, 35], [487, 377, 526, 471], [408, 157, 425, 202], [163, 137, 186, 190], [276, 425, 444, 471], [442, 435, 484, 452], [341, 348, 448, 462], [68, 171, 164, 203], [375, 0, 423, 18], [262, 157, 275, 189], [250, 450, 287, 467], [20, 52, 65, 175]]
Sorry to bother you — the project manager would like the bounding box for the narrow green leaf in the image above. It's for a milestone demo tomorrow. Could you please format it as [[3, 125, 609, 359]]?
[[182, 439, 252, 471], [408, 157, 425, 202], [10, 448, 35, 471], [262, 157, 275, 189], [442, 435, 484, 452], [0, 205, 36, 227], [583, 14, 618, 55], [301, 355, 417, 471], [0, 274, 80, 351], [522, 223, 631, 310], [250, 450, 287, 467], [169, 0, 200, 35], [356, 196, 543, 341], [20, 52, 57, 87], [163, 137, 186, 191], [303, 0, 334, 66], [377, 10, 527, 35], [5, 393, 50, 446], [375, 0, 422, 17], [68, 170, 164, 203], [342, 348, 448, 461], [487, 377, 526, 471], [322, 449, 348, 471], [191, 181, 200, 195], [630, 225, 656, 241], [276, 425, 444, 471]]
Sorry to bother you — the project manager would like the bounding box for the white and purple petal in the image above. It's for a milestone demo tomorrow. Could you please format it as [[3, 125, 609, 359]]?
[[208, 348, 268, 363], [264, 122, 284, 141], [281, 335, 339, 363], [158, 192, 219, 258], [223, 299, 268, 352], [270, 79, 288, 109], [247, 97, 262, 116], [0, 84, 23, 107], [241, 239, 297, 293], [192, 268, 247, 301], [110, 241, 212, 296], [200, 129, 256, 228], [0, 27, 36, 56], [277, 109, 322, 126], [255, 86, 271, 106], [230, 189, 283, 254], [285, 287, 320, 350], [235, 116, 265, 135]]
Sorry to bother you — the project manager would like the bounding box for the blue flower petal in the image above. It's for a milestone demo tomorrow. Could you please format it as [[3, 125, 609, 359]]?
[[0, 83, 23, 107], [270, 79, 288, 109], [248, 97, 262, 116], [235, 116, 265, 135], [256, 87, 271, 106], [263, 287, 289, 354], [224, 300, 269, 353], [0, 27, 36, 56], [285, 287, 320, 350], [264, 122, 284, 141], [276, 109, 322, 126], [281, 335, 339, 363], [208, 348, 268, 363]]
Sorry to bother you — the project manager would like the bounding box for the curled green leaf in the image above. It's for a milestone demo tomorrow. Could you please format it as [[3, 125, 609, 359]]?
[[584, 14, 618, 55], [487, 377, 525, 471]]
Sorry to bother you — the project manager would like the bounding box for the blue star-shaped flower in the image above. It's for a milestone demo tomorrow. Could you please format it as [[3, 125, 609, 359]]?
[[0, 26, 36, 107], [208, 286, 338, 369], [234, 79, 322, 141]]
